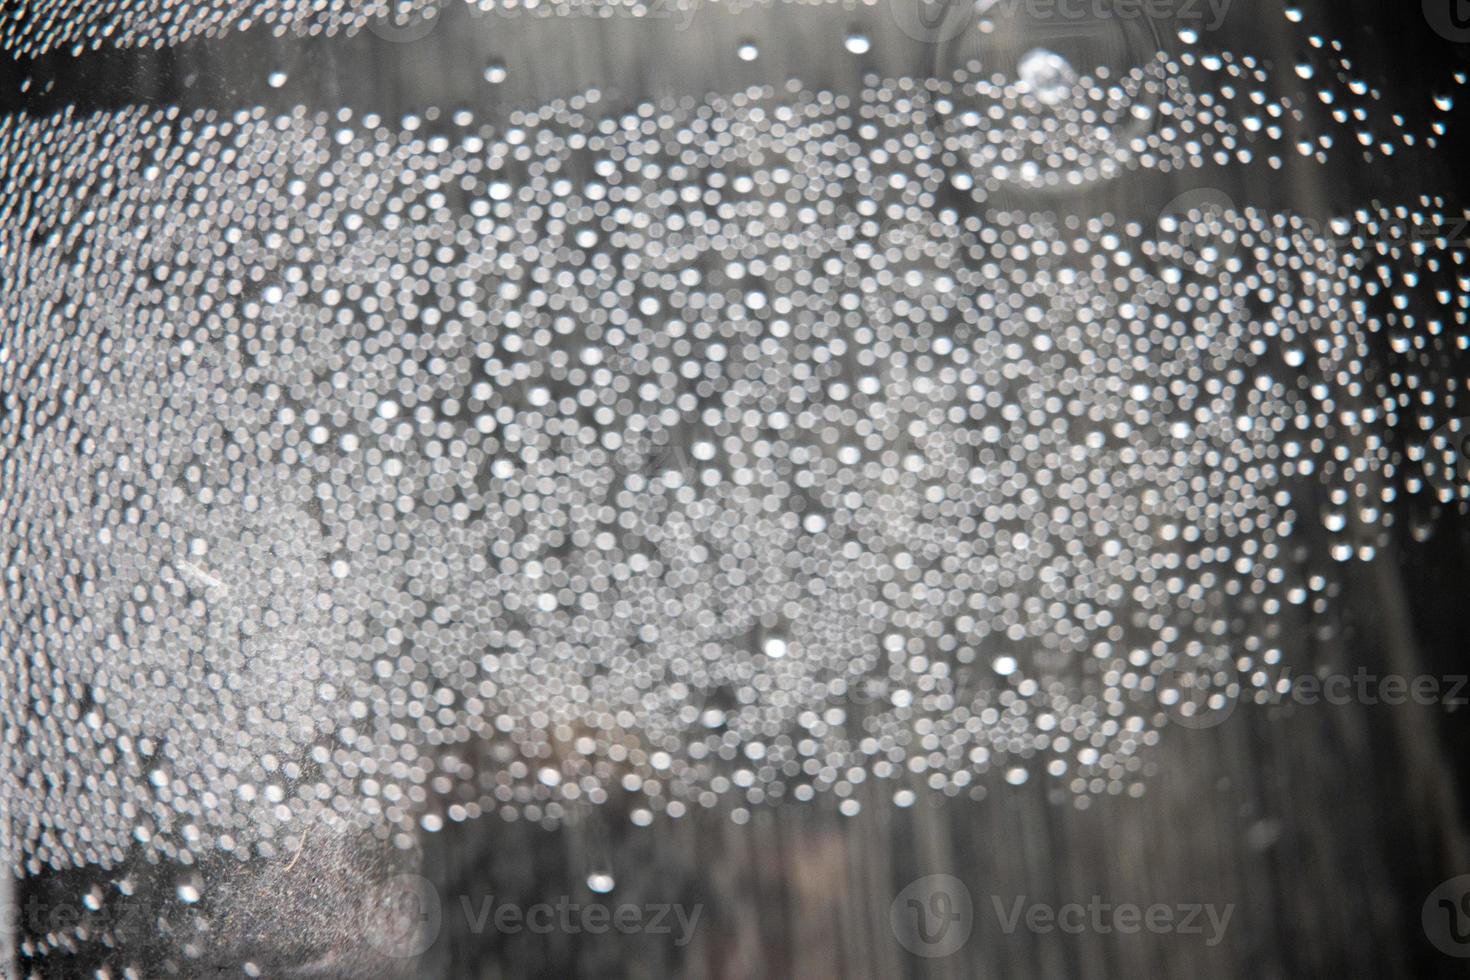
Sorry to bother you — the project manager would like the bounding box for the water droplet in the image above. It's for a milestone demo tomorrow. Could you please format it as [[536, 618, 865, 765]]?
[[844, 33, 871, 55], [587, 872, 615, 893], [1017, 48, 1077, 105]]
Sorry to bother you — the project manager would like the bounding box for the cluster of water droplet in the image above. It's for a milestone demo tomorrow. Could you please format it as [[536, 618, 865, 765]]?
[[0, 0, 889, 58], [2, 22, 1469, 980], [3, 37, 1466, 906], [0, 0, 436, 58]]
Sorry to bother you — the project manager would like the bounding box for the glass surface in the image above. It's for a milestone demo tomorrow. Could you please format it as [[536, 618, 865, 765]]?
[[1, 0, 1469, 976]]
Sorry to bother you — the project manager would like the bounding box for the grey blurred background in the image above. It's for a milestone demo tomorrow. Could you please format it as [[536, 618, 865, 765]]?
[[4, 0, 1470, 976]]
